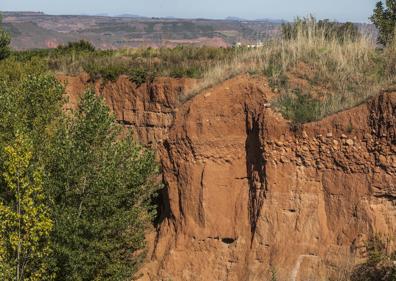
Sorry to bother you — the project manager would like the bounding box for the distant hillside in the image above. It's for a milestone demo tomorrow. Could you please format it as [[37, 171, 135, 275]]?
[[1, 11, 282, 50]]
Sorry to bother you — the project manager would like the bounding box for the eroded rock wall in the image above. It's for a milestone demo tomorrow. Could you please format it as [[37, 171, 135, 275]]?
[[144, 77, 395, 281], [60, 74, 395, 281], [59, 73, 196, 145]]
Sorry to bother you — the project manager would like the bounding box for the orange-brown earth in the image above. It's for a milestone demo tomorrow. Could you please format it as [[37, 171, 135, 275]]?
[[60, 74, 395, 281]]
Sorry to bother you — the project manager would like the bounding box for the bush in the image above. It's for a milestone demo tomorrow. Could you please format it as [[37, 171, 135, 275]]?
[[129, 67, 150, 86], [275, 89, 321, 124], [351, 236, 396, 281], [0, 57, 48, 84], [0, 14, 11, 60], [10, 48, 52, 62], [370, 1, 396, 46], [83, 59, 128, 81], [57, 40, 96, 52]]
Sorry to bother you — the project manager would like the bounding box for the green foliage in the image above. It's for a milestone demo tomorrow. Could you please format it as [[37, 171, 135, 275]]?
[[370, 1, 396, 46], [0, 57, 48, 82], [383, 39, 396, 75], [0, 74, 64, 151], [44, 91, 159, 281], [263, 51, 288, 89], [83, 60, 129, 81], [9, 45, 236, 83], [129, 68, 150, 86], [10, 49, 53, 62], [351, 236, 396, 281], [262, 16, 396, 123], [0, 134, 53, 281], [0, 67, 159, 280], [0, 14, 11, 60], [57, 40, 96, 52], [275, 89, 321, 124], [281, 16, 360, 42]]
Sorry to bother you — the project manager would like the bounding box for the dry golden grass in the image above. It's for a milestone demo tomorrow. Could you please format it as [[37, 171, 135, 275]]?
[[185, 20, 396, 122]]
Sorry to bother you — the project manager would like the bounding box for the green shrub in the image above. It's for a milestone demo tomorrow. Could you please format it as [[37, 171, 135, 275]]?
[[0, 57, 48, 83], [264, 51, 288, 89], [10, 48, 52, 61], [275, 89, 321, 123], [129, 67, 150, 86], [0, 14, 11, 60], [169, 66, 201, 78], [57, 40, 96, 52], [83, 60, 128, 81], [351, 236, 396, 281]]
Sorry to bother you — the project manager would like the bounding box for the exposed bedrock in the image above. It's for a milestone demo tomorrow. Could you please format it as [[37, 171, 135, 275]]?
[[60, 74, 395, 281]]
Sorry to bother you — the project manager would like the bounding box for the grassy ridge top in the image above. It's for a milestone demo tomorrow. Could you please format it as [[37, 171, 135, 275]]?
[[10, 45, 238, 83], [3, 19, 396, 123]]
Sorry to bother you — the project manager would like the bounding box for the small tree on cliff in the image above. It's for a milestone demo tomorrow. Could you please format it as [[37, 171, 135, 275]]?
[[370, 0, 396, 45], [0, 14, 11, 60]]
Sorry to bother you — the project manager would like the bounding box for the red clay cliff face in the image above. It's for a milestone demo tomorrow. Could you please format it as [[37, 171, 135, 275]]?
[[61, 74, 395, 281], [58, 73, 196, 145]]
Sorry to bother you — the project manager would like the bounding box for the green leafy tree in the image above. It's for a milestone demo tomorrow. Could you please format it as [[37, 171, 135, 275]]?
[[45, 91, 159, 281], [0, 14, 11, 60], [370, 0, 396, 46], [0, 68, 159, 280], [0, 134, 53, 281]]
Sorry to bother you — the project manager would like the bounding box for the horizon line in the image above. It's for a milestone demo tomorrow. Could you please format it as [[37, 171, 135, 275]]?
[[1, 10, 372, 24]]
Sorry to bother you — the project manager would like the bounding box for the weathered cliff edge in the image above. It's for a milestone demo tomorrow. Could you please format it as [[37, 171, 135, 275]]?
[[60, 74, 395, 281]]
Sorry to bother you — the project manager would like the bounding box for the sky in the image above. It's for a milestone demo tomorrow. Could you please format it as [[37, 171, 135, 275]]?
[[0, 0, 379, 22]]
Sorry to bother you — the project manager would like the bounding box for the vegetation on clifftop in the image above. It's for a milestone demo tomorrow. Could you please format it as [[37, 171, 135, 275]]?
[[10, 44, 239, 85], [5, 14, 396, 124], [0, 45, 159, 280]]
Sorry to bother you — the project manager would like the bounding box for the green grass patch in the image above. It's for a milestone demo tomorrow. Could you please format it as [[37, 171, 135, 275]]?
[[275, 88, 321, 123]]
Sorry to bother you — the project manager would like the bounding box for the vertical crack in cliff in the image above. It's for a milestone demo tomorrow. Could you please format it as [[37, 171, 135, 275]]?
[[245, 107, 267, 243], [198, 165, 206, 226]]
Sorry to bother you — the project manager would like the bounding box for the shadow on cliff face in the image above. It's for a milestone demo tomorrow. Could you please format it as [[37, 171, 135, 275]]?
[[152, 141, 174, 227], [245, 109, 267, 240], [152, 184, 172, 227]]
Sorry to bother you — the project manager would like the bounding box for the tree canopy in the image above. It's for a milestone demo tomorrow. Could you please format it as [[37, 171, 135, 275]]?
[[0, 66, 159, 280], [370, 0, 396, 45]]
